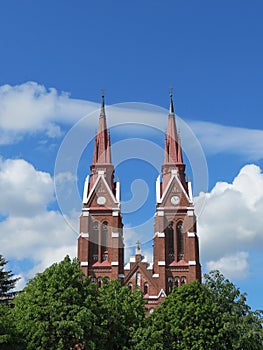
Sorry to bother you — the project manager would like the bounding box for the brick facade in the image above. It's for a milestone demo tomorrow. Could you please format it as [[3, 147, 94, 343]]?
[[78, 93, 201, 311]]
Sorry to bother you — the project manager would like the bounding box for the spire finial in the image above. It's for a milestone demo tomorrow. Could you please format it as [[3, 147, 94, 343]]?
[[169, 87, 174, 114], [100, 88, 105, 118]]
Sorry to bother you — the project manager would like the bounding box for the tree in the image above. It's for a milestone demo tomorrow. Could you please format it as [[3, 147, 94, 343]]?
[[204, 270, 263, 350], [132, 271, 263, 350], [0, 254, 19, 299], [97, 279, 146, 350], [13, 256, 101, 350]]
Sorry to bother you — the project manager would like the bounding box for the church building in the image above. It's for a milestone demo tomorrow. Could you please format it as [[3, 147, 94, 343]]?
[[77, 93, 201, 311]]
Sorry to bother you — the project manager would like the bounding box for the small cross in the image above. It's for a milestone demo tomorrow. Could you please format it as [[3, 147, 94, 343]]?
[[136, 240, 141, 249], [101, 87, 105, 97], [169, 87, 173, 97]]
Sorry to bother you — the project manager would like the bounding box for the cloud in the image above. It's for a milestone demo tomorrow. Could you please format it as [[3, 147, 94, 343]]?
[[0, 158, 76, 281], [190, 121, 263, 160], [0, 82, 98, 143], [197, 164, 263, 279]]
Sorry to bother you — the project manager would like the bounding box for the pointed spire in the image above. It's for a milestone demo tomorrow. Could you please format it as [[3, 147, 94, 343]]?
[[91, 91, 112, 165], [100, 88, 105, 118], [169, 87, 174, 115]]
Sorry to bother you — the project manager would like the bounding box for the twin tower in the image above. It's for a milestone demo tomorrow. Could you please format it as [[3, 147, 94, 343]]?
[[78, 94, 201, 311]]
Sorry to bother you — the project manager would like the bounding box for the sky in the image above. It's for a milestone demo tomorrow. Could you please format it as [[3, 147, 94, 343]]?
[[0, 1, 263, 310]]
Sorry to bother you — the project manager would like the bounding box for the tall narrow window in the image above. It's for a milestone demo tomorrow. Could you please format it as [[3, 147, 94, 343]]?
[[181, 277, 186, 285], [92, 221, 99, 262], [168, 277, 173, 294], [168, 222, 174, 262], [144, 282, 149, 295], [177, 221, 184, 260], [174, 277, 179, 287], [128, 282, 133, 291], [136, 272, 141, 287], [101, 221, 108, 260]]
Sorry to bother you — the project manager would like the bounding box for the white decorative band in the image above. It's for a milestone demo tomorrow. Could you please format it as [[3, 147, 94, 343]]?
[[158, 261, 166, 266], [152, 273, 159, 278], [112, 232, 119, 238], [189, 260, 196, 266], [157, 232, 165, 238], [111, 261, 119, 266], [187, 232, 196, 237], [80, 261, 88, 267], [82, 211, 89, 217], [80, 233, 89, 238], [187, 210, 194, 216], [112, 211, 119, 216], [158, 211, 164, 217]]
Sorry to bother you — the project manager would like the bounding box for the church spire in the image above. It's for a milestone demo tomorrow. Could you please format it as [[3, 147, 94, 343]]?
[[92, 92, 112, 165]]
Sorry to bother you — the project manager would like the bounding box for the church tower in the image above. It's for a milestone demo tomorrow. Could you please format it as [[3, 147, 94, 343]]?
[[153, 91, 201, 294], [78, 93, 124, 282]]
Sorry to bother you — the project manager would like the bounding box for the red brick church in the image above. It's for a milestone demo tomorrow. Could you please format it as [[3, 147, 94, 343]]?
[[78, 93, 201, 311]]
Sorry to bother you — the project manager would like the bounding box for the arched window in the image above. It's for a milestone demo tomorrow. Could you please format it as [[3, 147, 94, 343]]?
[[144, 282, 149, 295], [168, 222, 174, 262], [174, 277, 180, 287], [91, 277, 96, 283], [136, 272, 141, 287], [98, 277, 102, 288], [181, 276, 186, 285], [168, 277, 173, 294], [92, 221, 99, 261], [177, 221, 184, 260], [128, 282, 133, 291], [100, 221, 108, 261], [149, 308, 154, 314]]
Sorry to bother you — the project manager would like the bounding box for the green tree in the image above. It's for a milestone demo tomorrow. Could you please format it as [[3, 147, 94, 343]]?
[[133, 271, 263, 350], [0, 254, 19, 298], [204, 270, 263, 350], [97, 279, 146, 350], [13, 256, 100, 350]]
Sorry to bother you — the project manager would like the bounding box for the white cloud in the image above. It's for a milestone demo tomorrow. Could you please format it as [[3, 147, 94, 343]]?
[[0, 158, 77, 282], [0, 82, 98, 143], [198, 164, 263, 279], [191, 121, 263, 160], [206, 252, 249, 280]]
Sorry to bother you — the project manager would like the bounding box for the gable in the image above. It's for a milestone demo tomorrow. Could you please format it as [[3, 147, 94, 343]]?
[[85, 175, 117, 208], [161, 175, 191, 207]]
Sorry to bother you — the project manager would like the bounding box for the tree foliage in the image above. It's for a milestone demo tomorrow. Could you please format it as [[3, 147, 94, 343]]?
[[132, 271, 263, 350], [0, 254, 19, 298], [97, 279, 146, 349], [13, 256, 100, 350]]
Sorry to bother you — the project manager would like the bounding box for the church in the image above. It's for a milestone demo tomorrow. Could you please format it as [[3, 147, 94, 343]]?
[[77, 93, 201, 312]]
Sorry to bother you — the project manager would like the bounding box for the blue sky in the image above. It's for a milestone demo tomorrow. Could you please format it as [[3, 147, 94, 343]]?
[[0, 1, 263, 310]]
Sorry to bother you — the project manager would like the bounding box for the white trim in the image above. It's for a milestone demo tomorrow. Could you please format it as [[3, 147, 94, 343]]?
[[111, 261, 119, 266], [124, 263, 131, 270], [158, 210, 164, 216], [116, 180, 120, 203], [187, 210, 194, 216], [157, 232, 165, 238], [171, 169, 177, 175], [157, 288, 167, 298], [80, 233, 89, 238], [82, 211, 89, 217], [187, 232, 196, 237], [82, 175, 90, 204], [98, 170, 105, 175], [112, 211, 119, 216], [112, 232, 119, 238], [80, 261, 88, 267], [158, 261, 166, 266], [189, 260, 196, 266], [129, 256, 136, 263], [118, 274, 125, 278], [160, 172, 191, 204], [86, 174, 118, 205], [188, 180, 193, 203], [152, 273, 159, 278], [156, 174, 161, 203]]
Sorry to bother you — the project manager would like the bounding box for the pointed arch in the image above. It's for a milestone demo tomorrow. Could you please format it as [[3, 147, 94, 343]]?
[[168, 221, 174, 262], [177, 221, 184, 260], [144, 282, 149, 295], [92, 221, 99, 262], [101, 221, 108, 260]]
